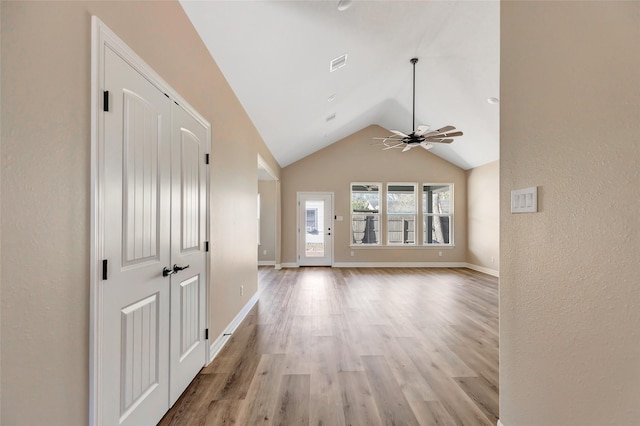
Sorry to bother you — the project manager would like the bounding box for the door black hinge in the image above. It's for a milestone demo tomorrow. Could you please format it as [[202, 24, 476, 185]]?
[[205, 328, 209, 340], [205, 241, 209, 252], [102, 259, 108, 280], [103, 91, 109, 112], [205, 153, 210, 164]]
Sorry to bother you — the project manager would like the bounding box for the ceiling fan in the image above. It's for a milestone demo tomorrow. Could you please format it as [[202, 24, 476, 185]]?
[[375, 58, 463, 152]]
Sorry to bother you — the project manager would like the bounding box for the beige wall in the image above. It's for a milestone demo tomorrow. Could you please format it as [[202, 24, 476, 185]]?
[[467, 160, 499, 273], [0, 1, 279, 425], [281, 125, 467, 265], [0, 0, 3, 419], [501, 2, 640, 425], [258, 180, 277, 263]]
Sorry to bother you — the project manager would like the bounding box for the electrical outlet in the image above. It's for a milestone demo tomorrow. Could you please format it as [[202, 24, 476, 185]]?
[[438, 251, 443, 257], [263, 249, 267, 255], [491, 256, 495, 263], [351, 251, 354, 257], [240, 285, 244, 296]]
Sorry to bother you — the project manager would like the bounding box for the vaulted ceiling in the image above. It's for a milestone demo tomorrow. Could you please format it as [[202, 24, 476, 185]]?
[[180, 0, 499, 170]]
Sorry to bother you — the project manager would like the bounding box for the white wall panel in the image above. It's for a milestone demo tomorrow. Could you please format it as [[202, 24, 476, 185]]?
[[179, 276, 200, 361], [120, 294, 159, 419], [180, 129, 200, 252], [123, 91, 160, 264]]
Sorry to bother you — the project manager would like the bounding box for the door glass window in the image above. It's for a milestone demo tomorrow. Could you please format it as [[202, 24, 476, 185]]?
[[305, 200, 324, 257]]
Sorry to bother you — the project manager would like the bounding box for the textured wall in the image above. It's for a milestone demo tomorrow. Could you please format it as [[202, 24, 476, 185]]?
[[281, 125, 467, 265], [500, 2, 640, 425], [467, 160, 499, 273], [0, 1, 3, 419], [0, 2, 279, 425], [258, 180, 277, 262]]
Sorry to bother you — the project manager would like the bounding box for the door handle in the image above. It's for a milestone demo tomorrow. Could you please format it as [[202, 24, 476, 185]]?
[[162, 266, 176, 277], [173, 264, 190, 273]]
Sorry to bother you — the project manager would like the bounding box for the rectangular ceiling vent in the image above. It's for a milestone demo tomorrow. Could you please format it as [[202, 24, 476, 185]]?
[[330, 54, 348, 72], [326, 113, 336, 122]]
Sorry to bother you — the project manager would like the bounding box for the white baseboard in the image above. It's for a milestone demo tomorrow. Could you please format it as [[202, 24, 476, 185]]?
[[465, 263, 499, 277], [258, 260, 275, 266], [274, 263, 282, 270], [497, 420, 505, 426], [208, 292, 259, 363], [333, 262, 467, 268], [280, 262, 498, 276]]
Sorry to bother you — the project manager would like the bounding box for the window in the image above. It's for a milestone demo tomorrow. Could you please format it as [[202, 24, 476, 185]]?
[[351, 183, 381, 245], [387, 183, 417, 245], [423, 184, 453, 245], [306, 208, 318, 233]]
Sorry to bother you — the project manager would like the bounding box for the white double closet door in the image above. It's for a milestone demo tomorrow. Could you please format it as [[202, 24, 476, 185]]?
[[101, 46, 207, 425]]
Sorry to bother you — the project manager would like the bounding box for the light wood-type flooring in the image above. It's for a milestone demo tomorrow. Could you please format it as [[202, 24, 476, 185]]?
[[159, 267, 499, 425]]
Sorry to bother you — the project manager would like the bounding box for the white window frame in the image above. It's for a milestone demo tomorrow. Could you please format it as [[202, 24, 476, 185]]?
[[386, 182, 417, 246], [350, 182, 382, 246], [422, 183, 454, 246]]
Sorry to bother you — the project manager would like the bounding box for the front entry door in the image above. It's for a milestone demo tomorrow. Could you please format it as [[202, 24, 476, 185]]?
[[298, 192, 333, 266], [169, 104, 208, 405]]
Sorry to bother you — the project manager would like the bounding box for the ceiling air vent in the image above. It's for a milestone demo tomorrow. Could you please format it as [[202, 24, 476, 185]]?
[[330, 54, 348, 72], [326, 113, 336, 122]]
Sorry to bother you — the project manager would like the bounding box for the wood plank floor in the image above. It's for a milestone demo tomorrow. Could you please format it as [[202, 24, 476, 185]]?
[[159, 267, 499, 425]]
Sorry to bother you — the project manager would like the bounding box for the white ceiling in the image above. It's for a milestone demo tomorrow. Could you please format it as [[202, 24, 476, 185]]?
[[180, 0, 500, 170]]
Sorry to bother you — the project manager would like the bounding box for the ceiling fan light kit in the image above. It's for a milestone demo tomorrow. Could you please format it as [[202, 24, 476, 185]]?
[[374, 57, 463, 152]]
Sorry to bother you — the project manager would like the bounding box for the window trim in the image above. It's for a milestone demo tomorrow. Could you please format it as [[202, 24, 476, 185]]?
[[348, 182, 455, 248], [386, 182, 417, 246], [422, 183, 454, 246], [350, 182, 382, 246]]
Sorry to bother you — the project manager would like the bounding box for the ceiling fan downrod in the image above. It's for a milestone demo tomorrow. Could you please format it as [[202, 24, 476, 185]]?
[[411, 57, 418, 133]]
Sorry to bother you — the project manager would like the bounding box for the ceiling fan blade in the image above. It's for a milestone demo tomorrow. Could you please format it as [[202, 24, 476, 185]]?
[[434, 125, 456, 134], [420, 142, 434, 151], [414, 125, 430, 136], [375, 136, 404, 141], [390, 129, 410, 138], [424, 127, 458, 138], [383, 143, 404, 150], [441, 131, 463, 138], [430, 138, 454, 144], [402, 145, 413, 152]]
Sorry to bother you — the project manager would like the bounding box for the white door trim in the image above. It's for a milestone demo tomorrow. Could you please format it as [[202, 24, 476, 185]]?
[[90, 16, 211, 426]]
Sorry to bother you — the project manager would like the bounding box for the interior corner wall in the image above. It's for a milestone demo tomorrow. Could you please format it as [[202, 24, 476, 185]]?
[[500, 2, 640, 425], [258, 180, 277, 263], [466, 160, 499, 274], [0, 2, 280, 425], [281, 125, 467, 265]]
